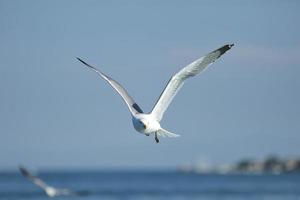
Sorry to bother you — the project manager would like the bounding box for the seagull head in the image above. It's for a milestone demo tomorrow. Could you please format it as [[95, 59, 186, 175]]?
[[139, 119, 148, 129]]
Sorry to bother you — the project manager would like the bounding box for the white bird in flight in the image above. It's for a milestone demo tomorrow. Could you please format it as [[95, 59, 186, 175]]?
[[19, 166, 76, 197], [77, 44, 233, 143]]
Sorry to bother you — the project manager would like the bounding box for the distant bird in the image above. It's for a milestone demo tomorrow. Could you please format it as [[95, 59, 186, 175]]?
[[19, 166, 76, 197], [78, 44, 233, 143]]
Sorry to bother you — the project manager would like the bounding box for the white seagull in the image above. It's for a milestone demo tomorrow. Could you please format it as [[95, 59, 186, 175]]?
[[78, 44, 233, 143], [19, 166, 76, 197]]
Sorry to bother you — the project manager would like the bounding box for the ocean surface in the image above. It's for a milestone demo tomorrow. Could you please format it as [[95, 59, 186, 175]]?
[[1, 170, 300, 200]]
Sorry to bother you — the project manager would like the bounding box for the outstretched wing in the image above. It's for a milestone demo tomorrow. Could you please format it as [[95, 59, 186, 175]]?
[[19, 166, 49, 190], [151, 44, 234, 121], [77, 58, 143, 115]]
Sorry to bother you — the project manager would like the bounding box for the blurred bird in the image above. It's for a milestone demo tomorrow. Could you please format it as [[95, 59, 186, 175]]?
[[78, 44, 233, 143], [19, 166, 77, 197]]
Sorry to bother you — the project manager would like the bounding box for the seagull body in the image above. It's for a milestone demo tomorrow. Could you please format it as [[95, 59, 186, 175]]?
[[19, 166, 75, 197], [78, 44, 233, 143]]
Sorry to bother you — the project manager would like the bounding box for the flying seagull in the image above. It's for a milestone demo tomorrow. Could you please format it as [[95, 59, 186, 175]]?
[[77, 44, 233, 143], [19, 166, 76, 197]]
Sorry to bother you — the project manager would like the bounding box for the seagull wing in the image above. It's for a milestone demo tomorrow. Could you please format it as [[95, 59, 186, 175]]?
[[151, 44, 234, 121], [77, 58, 143, 115], [19, 166, 50, 190]]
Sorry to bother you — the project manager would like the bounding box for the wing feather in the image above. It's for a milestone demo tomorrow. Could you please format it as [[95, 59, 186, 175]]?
[[77, 58, 143, 115], [19, 166, 49, 189], [151, 44, 234, 121]]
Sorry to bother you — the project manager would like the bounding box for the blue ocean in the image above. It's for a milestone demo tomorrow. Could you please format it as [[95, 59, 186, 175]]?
[[1, 171, 300, 200]]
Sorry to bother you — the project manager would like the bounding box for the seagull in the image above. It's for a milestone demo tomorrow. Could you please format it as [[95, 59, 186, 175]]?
[[19, 166, 77, 197], [78, 44, 233, 143]]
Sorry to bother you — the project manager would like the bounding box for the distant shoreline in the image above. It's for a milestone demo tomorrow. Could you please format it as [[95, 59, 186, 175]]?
[[178, 156, 300, 175]]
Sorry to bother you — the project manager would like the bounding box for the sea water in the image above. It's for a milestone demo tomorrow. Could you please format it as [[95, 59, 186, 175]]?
[[1, 171, 300, 200]]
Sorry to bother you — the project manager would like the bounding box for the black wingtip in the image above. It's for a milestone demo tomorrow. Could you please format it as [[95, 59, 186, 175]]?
[[76, 57, 87, 65], [19, 165, 30, 177], [216, 43, 234, 56], [223, 43, 234, 51]]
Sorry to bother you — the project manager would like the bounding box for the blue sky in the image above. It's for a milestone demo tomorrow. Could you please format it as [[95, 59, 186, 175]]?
[[0, 0, 299, 170]]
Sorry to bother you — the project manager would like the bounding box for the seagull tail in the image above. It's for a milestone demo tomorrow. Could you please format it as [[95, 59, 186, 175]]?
[[157, 128, 180, 138]]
